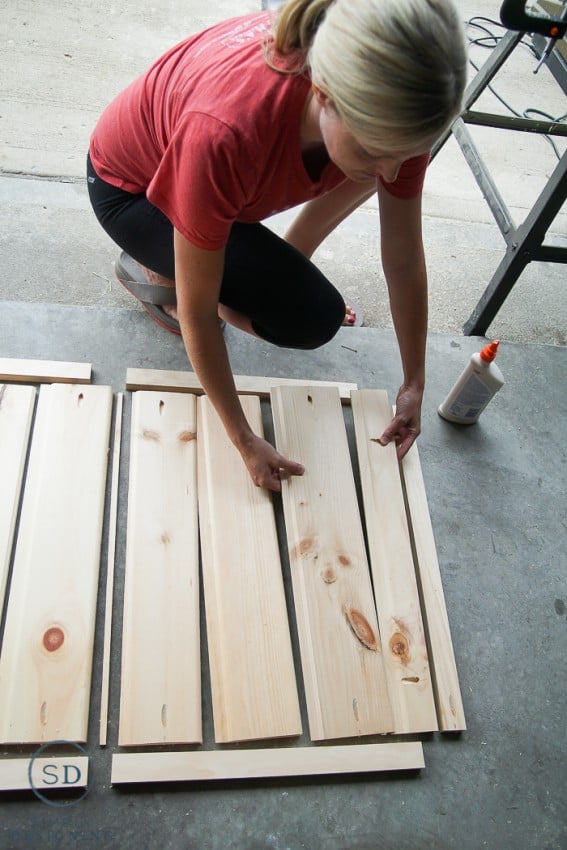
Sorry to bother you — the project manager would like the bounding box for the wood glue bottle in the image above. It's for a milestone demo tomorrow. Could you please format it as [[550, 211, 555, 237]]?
[[438, 339, 504, 424]]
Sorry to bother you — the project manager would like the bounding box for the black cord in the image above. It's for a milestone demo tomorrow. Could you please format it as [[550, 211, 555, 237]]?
[[464, 16, 566, 160]]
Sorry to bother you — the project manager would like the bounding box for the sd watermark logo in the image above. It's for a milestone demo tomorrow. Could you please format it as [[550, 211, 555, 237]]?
[[28, 740, 89, 807]]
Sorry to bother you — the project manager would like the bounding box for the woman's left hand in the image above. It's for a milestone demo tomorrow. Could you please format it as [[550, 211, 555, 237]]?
[[378, 383, 423, 461]]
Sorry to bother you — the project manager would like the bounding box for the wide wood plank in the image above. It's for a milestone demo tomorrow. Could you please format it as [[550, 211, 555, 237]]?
[[400, 442, 466, 731], [99, 393, 123, 747], [126, 368, 356, 402], [0, 384, 112, 744], [271, 385, 393, 740], [351, 390, 438, 734], [111, 742, 424, 784], [0, 757, 89, 791], [0, 358, 91, 384], [0, 384, 35, 618], [197, 395, 301, 743], [119, 391, 201, 746]]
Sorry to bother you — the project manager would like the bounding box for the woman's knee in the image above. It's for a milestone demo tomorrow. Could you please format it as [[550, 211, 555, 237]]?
[[253, 291, 345, 350]]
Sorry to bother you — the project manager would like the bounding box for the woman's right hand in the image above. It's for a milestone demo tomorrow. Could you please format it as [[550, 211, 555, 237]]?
[[239, 432, 304, 493]]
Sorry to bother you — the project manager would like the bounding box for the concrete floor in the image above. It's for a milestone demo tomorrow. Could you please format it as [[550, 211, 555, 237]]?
[[1, 0, 566, 847], [0, 304, 565, 850]]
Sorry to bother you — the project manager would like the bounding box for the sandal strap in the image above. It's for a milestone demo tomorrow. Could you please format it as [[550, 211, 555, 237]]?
[[118, 276, 178, 306], [115, 252, 177, 306]]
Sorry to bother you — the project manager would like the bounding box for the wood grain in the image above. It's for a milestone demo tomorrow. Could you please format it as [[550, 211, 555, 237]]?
[[0, 384, 112, 743], [111, 742, 424, 784], [126, 368, 356, 402], [0, 384, 35, 619], [197, 395, 301, 743], [400, 442, 466, 731], [0, 358, 91, 384], [271, 385, 393, 740], [119, 391, 201, 746], [351, 390, 438, 734]]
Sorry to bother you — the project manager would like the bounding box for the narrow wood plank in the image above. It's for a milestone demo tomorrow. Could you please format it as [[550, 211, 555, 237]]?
[[0, 385, 35, 617], [197, 395, 301, 743], [111, 742, 424, 784], [0, 384, 113, 744], [0, 358, 91, 384], [0, 757, 89, 791], [271, 385, 393, 740], [351, 390, 438, 734], [99, 393, 123, 747], [119, 391, 201, 746], [126, 368, 356, 402], [400, 442, 467, 731]]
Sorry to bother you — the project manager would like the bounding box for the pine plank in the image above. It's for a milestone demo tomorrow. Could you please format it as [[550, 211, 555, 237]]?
[[0, 358, 91, 384], [0, 384, 35, 618], [126, 368, 356, 401], [271, 385, 393, 740], [197, 395, 301, 743], [400, 442, 466, 731], [119, 391, 201, 746], [99, 393, 123, 747], [0, 757, 89, 791], [351, 390, 438, 733], [111, 741, 424, 784], [0, 384, 112, 744]]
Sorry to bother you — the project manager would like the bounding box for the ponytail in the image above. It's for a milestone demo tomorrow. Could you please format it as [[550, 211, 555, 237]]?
[[266, 0, 333, 72]]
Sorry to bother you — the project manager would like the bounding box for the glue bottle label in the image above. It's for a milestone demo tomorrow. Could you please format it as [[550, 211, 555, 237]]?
[[446, 373, 492, 420]]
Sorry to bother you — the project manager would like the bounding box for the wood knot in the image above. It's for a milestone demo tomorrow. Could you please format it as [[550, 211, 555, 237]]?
[[178, 430, 196, 443], [292, 535, 316, 560], [322, 567, 336, 584], [142, 429, 160, 441], [43, 626, 65, 653], [337, 554, 351, 567], [390, 631, 410, 664], [344, 606, 378, 651]]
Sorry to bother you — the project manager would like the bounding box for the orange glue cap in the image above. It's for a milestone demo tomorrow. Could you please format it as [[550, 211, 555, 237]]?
[[480, 339, 500, 363]]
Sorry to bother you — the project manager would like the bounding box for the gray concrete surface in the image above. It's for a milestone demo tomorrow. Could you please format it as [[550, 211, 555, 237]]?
[[0, 0, 566, 342], [1, 0, 566, 848], [0, 303, 565, 850]]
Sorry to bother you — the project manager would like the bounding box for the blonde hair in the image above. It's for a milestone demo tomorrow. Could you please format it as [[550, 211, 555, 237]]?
[[270, 0, 467, 152]]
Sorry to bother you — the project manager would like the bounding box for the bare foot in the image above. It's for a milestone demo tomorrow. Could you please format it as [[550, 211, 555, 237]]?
[[343, 303, 357, 326]]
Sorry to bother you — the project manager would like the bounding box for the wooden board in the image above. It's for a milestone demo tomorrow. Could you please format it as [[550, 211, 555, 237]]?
[[0, 384, 112, 744], [0, 757, 89, 791], [0, 384, 35, 618], [197, 395, 301, 743], [119, 391, 201, 746], [126, 368, 356, 402], [351, 390, 438, 734], [99, 393, 123, 747], [400, 442, 466, 731], [111, 741, 424, 784], [0, 358, 91, 384], [271, 385, 393, 740]]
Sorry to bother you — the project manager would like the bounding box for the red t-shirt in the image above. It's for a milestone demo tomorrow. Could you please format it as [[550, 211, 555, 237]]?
[[90, 13, 429, 250]]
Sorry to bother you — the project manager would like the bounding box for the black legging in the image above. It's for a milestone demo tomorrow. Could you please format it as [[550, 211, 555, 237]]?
[[87, 154, 345, 349]]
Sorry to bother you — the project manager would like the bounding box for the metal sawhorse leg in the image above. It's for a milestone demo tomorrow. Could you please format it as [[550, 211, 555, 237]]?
[[432, 29, 567, 335]]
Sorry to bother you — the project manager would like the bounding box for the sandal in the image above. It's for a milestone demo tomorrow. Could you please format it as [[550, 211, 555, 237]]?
[[114, 251, 181, 334]]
